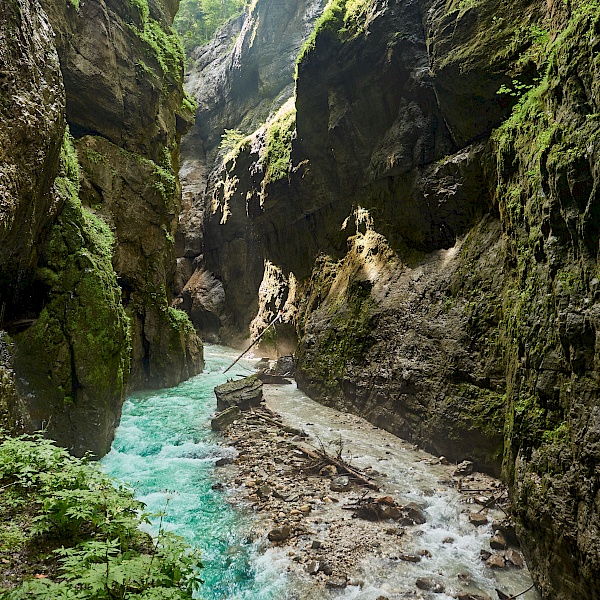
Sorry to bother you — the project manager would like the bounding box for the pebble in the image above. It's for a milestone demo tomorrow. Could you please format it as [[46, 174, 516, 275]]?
[[399, 553, 421, 563], [306, 560, 320, 575], [469, 512, 488, 526], [486, 553, 506, 569], [330, 476, 351, 492], [268, 525, 291, 542]]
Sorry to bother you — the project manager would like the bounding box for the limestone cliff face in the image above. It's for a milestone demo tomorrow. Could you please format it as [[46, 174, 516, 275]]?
[[176, 0, 327, 341], [181, 0, 600, 595], [0, 0, 202, 457]]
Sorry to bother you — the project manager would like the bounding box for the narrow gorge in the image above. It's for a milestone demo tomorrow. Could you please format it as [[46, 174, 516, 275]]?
[[1, 0, 599, 598]]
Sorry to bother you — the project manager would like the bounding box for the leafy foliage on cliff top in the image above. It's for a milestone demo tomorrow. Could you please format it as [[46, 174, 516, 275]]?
[[0, 432, 203, 598], [174, 0, 247, 56], [128, 0, 184, 81], [296, 0, 371, 68]]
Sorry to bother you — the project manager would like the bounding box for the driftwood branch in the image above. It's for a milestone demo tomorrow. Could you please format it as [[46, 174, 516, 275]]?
[[248, 409, 307, 437], [293, 443, 380, 491], [496, 583, 536, 600]]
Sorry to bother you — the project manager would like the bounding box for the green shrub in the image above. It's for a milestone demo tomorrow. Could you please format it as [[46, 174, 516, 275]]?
[[0, 433, 203, 599]]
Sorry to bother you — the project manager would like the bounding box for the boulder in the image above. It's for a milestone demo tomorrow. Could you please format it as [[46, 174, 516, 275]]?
[[486, 553, 506, 569], [490, 531, 507, 550], [469, 513, 488, 526], [505, 548, 524, 568], [454, 461, 474, 476], [404, 502, 427, 524], [491, 519, 519, 546], [211, 406, 242, 431], [214, 375, 263, 411]]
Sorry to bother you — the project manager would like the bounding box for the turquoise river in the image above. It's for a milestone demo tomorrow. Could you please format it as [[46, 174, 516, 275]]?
[[102, 345, 540, 600]]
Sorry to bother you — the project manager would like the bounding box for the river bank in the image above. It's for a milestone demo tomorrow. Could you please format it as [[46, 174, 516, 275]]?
[[215, 382, 540, 600]]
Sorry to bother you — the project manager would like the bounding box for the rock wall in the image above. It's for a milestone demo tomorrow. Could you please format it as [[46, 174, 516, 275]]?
[[176, 0, 327, 342], [0, 0, 202, 457], [180, 0, 600, 595]]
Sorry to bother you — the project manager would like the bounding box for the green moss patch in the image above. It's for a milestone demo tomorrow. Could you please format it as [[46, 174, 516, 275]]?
[[262, 103, 296, 185], [127, 0, 184, 82], [14, 130, 131, 414]]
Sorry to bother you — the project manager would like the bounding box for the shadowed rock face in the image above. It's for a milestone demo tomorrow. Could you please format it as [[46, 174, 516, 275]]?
[[0, 0, 64, 296], [177, 0, 327, 340], [179, 0, 600, 595], [0, 0, 202, 457]]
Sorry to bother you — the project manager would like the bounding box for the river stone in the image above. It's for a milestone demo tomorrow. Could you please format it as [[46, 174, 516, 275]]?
[[268, 525, 291, 542], [454, 461, 474, 476], [491, 519, 519, 546], [399, 553, 421, 563], [505, 548, 524, 567], [486, 553, 506, 569], [490, 531, 507, 550], [211, 406, 242, 431], [306, 560, 320, 575], [330, 476, 351, 492], [404, 502, 427, 524], [469, 513, 488, 526], [416, 578, 445, 593], [258, 484, 272, 498], [320, 464, 338, 476], [380, 505, 402, 520], [325, 576, 347, 589]]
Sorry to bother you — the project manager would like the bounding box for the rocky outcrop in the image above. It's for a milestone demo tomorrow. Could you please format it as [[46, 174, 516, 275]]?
[[214, 375, 263, 411], [179, 0, 600, 595], [0, 0, 202, 457], [76, 135, 202, 389]]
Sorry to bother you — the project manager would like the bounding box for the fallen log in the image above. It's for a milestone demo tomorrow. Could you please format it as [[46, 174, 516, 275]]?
[[293, 443, 380, 491], [257, 372, 292, 385], [248, 409, 308, 437]]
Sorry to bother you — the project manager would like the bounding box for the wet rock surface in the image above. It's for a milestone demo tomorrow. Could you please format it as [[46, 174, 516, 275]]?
[[214, 375, 263, 411]]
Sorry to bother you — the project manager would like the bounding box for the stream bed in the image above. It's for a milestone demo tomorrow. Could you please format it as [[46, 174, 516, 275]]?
[[102, 345, 540, 600]]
